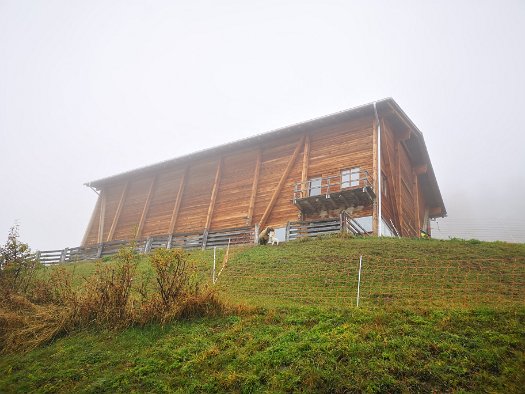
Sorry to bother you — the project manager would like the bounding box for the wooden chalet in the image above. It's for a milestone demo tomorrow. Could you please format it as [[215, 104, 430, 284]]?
[[82, 98, 446, 247]]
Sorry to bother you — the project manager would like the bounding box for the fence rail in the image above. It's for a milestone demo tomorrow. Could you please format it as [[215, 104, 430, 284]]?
[[35, 214, 366, 264]]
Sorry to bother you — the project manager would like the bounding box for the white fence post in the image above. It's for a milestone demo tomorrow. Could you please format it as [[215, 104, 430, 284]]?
[[356, 255, 363, 307], [212, 246, 216, 284]]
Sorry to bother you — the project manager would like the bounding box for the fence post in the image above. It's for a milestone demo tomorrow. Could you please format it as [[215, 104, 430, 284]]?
[[97, 243, 104, 259], [285, 221, 290, 242], [254, 224, 259, 244], [145, 237, 153, 253], [35, 250, 41, 261], [356, 255, 363, 307], [212, 246, 216, 284], [60, 248, 68, 263], [167, 234, 173, 249], [202, 230, 209, 250]]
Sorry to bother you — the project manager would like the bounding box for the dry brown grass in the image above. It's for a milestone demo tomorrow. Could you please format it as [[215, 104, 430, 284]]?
[[0, 247, 227, 353], [0, 294, 73, 353]]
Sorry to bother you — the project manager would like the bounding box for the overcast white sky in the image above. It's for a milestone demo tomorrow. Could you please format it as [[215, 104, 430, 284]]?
[[1, 0, 524, 249]]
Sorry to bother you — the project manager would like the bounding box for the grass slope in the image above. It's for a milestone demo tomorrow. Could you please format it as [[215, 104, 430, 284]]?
[[1, 237, 524, 393]]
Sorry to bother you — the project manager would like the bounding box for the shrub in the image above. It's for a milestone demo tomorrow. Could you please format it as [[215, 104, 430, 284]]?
[[76, 246, 139, 327], [0, 225, 39, 296], [0, 241, 226, 353]]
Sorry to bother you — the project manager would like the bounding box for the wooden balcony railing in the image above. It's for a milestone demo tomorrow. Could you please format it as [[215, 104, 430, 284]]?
[[293, 170, 374, 201]]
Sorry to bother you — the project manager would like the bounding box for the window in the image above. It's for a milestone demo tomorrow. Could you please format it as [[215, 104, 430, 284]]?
[[308, 177, 322, 196], [341, 167, 360, 188], [381, 172, 387, 196]]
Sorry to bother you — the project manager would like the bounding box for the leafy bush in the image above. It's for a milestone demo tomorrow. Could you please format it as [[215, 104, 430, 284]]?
[[0, 225, 39, 295]]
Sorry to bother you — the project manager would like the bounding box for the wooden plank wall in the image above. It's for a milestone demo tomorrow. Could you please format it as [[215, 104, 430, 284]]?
[[83, 114, 417, 245], [142, 169, 185, 236], [379, 119, 425, 237]]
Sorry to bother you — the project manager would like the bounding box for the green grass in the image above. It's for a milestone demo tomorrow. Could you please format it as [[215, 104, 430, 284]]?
[[1, 307, 524, 393], [1, 236, 524, 393]]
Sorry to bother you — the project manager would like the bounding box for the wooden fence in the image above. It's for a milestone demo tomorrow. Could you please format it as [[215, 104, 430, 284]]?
[[35, 214, 369, 264]]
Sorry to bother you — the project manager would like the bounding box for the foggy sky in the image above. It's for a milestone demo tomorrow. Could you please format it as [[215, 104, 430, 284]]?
[[1, 0, 524, 250]]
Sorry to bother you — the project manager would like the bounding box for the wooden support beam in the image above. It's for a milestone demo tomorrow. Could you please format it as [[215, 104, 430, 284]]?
[[259, 135, 305, 229], [413, 171, 421, 235], [97, 190, 106, 244], [300, 135, 310, 198], [136, 176, 157, 239], [414, 164, 428, 175], [82, 194, 101, 247], [381, 122, 402, 233], [372, 118, 379, 235], [204, 158, 223, 231], [246, 150, 262, 225], [168, 167, 187, 234], [107, 181, 129, 242], [395, 141, 403, 236]]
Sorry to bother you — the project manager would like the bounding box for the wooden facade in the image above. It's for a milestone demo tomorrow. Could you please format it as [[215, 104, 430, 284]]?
[[82, 98, 446, 246]]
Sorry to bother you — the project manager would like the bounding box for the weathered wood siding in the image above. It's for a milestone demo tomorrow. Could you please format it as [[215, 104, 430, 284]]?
[[380, 119, 428, 237], [82, 111, 437, 245]]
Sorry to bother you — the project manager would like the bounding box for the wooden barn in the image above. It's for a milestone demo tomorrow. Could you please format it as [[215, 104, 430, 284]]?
[[82, 98, 446, 248]]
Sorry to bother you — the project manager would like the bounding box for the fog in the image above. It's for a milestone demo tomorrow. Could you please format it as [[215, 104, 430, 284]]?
[[1, 0, 524, 249]]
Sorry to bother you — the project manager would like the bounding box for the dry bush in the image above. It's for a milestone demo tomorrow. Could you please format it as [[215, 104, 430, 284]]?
[[150, 248, 192, 309], [135, 248, 224, 324], [174, 289, 225, 320], [75, 247, 138, 328], [28, 267, 77, 305], [0, 244, 227, 353]]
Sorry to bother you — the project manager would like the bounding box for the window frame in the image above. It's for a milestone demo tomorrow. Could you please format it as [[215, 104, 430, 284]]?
[[341, 167, 360, 189], [308, 177, 322, 196]]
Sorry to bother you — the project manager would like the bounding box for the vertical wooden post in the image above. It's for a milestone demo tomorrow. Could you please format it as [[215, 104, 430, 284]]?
[[372, 119, 379, 235], [259, 135, 305, 230], [168, 167, 187, 234], [300, 135, 310, 198], [107, 181, 129, 242], [96, 243, 104, 259], [136, 176, 157, 239], [204, 158, 222, 232], [97, 190, 106, 244], [395, 141, 403, 236], [246, 150, 261, 225], [203, 159, 222, 249], [413, 171, 420, 237], [144, 237, 153, 253]]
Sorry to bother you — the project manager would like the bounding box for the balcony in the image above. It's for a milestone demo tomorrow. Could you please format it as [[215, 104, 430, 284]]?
[[293, 171, 376, 214]]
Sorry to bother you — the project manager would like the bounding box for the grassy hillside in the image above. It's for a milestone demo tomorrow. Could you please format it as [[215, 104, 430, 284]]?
[[1, 236, 524, 393]]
